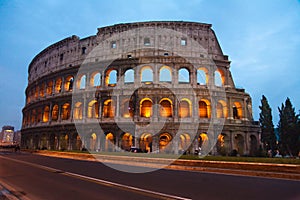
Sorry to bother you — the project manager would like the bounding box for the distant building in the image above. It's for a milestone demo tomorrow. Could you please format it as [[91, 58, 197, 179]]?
[[0, 126, 19, 144]]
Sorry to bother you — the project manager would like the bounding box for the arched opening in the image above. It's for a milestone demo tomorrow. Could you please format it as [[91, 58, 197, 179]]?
[[34, 87, 39, 99], [179, 99, 192, 118], [31, 109, 36, 124], [106, 69, 117, 86], [141, 66, 153, 83], [159, 66, 172, 82], [52, 105, 59, 121], [90, 133, 97, 151], [40, 83, 45, 97], [214, 69, 225, 86], [217, 133, 230, 156], [61, 103, 71, 120], [179, 133, 191, 153], [217, 100, 228, 118], [199, 99, 211, 118], [159, 98, 172, 117], [234, 134, 244, 155], [103, 99, 115, 118], [88, 100, 99, 118], [233, 102, 243, 119], [105, 133, 115, 151], [250, 135, 258, 156], [121, 99, 134, 118], [37, 108, 42, 122], [78, 74, 86, 89], [121, 133, 133, 151], [73, 102, 83, 119], [65, 76, 74, 92], [178, 68, 190, 83], [90, 72, 101, 87], [159, 133, 172, 153], [140, 98, 152, 118], [47, 81, 53, 95], [60, 134, 68, 151], [43, 106, 50, 122], [197, 68, 208, 85], [140, 133, 152, 153], [55, 78, 62, 93], [124, 69, 134, 83], [198, 133, 209, 153]]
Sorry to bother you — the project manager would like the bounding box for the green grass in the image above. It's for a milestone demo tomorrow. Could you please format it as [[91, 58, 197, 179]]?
[[34, 149, 300, 165]]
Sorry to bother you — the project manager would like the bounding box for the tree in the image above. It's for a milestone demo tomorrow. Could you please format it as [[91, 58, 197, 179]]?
[[259, 95, 276, 152], [278, 98, 299, 156]]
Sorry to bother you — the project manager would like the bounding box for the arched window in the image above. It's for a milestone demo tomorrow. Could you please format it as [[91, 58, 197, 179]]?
[[179, 99, 191, 118], [124, 69, 134, 83], [233, 102, 243, 119], [121, 133, 133, 151], [55, 78, 62, 93], [197, 68, 208, 85], [43, 106, 50, 122], [140, 99, 152, 118], [88, 100, 99, 118], [47, 81, 53, 95], [121, 99, 134, 118], [73, 102, 83, 119], [141, 67, 153, 83], [52, 105, 59, 121], [178, 68, 190, 83], [61, 103, 71, 120], [79, 75, 86, 89], [103, 99, 115, 118], [199, 100, 211, 118], [159, 133, 172, 152], [40, 83, 45, 97], [91, 72, 101, 87], [140, 133, 152, 152], [106, 69, 117, 86], [198, 133, 209, 150], [217, 100, 228, 118], [214, 70, 223, 86], [159, 99, 172, 117], [65, 76, 74, 92], [159, 66, 172, 82]]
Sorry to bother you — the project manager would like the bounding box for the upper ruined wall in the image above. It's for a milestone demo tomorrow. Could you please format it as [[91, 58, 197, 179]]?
[[28, 21, 227, 84]]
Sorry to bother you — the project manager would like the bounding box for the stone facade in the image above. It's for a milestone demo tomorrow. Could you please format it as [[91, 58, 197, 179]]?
[[21, 21, 260, 156]]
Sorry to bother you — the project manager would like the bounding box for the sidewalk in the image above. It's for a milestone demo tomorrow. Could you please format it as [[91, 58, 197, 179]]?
[[31, 150, 300, 181]]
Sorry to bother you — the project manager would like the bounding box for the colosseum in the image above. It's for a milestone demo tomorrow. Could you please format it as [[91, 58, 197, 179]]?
[[21, 21, 260, 156]]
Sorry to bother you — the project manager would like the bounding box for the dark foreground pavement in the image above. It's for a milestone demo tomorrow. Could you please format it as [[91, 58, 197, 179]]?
[[0, 151, 299, 200]]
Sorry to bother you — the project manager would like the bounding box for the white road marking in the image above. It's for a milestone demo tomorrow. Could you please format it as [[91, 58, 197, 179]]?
[[0, 155, 192, 200]]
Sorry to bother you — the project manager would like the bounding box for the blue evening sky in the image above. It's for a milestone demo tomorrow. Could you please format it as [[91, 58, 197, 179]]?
[[0, 0, 299, 130]]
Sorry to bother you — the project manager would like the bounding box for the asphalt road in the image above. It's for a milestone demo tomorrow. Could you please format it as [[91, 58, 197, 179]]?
[[0, 151, 299, 200]]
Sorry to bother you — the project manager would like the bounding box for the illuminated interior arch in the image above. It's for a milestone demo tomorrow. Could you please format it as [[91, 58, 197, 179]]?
[[90, 72, 101, 87], [124, 69, 134, 83], [140, 98, 153, 118], [141, 66, 153, 83], [88, 100, 99, 118], [159, 98, 173, 117], [159, 133, 172, 152], [43, 106, 50, 122], [217, 133, 230, 155], [103, 99, 115, 118], [105, 69, 117, 86], [217, 100, 228, 118], [179, 133, 191, 151], [61, 103, 71, 120], [47, 81, 53, 95], [178, 68, 190, 83], [65, 76, 74, 92], [40, 83, 45, 97], [179, 98, 192, 118], [233, 101, 243, 119], [121, 132, 133, 151], [51, 105, 59, 121], [199, 99, 211, 118], [55, 78, 62, 93], [73, 102, 83, 119], [198, 133, 209, 152], [197, 67, 209, 85], [105, 132, 115, 151], [140, 133, 152, 152], [90, 133, 97, 151], [159, 66, 172, 82]]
